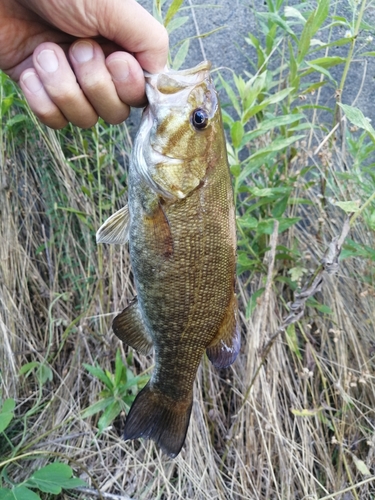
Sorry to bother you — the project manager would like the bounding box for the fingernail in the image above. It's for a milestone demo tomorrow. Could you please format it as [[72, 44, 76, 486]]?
[[72, 41, 94, 63], [37, 50, 59, 72], [21, 71, 43, 93], [107, 59, 130, 81]]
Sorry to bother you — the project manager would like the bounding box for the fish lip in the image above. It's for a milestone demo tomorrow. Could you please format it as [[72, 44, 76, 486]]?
[[144, 61, 211, 79], [144, 61, 212, 97]]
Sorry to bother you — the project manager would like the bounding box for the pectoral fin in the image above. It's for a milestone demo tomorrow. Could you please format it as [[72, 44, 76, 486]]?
[[113, 297, 153, 355], [151, 202, 174, 259], [96, 205, 129, 245], [206, 294, 240, 369]]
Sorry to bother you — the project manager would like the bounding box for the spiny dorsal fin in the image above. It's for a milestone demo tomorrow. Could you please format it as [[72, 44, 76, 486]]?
[[96, 205, 129, 245], [113, 297, 153, 356]]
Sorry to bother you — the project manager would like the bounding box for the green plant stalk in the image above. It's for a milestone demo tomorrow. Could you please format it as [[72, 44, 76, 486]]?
[[349, 190, 375, 227], [319, 476, 375, 500], [94, 124, 105, 333], [334, 0, 367, 125]]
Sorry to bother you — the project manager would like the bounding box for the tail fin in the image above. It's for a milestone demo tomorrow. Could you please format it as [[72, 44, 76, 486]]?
[[124, 382, 193, 458]]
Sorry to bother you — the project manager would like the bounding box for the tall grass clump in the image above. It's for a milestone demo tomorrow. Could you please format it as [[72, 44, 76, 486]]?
[[1, 0, 375, 498]]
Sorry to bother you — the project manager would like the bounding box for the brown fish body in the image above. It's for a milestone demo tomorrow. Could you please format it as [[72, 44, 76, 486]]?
[[97, 62, 239, 457]]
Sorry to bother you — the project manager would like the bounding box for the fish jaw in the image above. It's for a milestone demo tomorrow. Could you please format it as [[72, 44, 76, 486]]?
[[133, 106, 181, 200]]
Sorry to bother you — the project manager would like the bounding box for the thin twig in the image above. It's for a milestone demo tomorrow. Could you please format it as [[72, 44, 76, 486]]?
[[187, 0, 207, 61], [314, 118, 344, 156], [75, 488, 132, 500], [260, 220, 279, 338]]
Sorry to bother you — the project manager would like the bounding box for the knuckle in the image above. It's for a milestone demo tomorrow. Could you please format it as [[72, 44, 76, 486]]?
[[38, 110, 68, 129], [104, 107, 130, 125], [78, 116, 98, 129]]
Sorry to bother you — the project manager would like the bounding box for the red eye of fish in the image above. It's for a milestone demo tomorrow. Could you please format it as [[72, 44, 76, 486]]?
[[191, 108, 209, 130]]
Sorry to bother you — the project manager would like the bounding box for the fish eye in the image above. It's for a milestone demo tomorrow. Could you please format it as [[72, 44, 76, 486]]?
[[191, 108, 209, 130]]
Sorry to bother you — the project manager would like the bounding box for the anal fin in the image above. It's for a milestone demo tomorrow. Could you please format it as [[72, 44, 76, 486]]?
[[206, 294, 240, 369], [113, 297, 153, 355]]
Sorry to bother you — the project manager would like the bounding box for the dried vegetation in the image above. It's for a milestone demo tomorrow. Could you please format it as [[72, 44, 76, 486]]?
[[1, 0, 375, 499]]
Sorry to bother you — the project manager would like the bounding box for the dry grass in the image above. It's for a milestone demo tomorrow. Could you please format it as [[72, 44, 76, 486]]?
[[1, 3, 375, 499], [1, 94, 375, 500]]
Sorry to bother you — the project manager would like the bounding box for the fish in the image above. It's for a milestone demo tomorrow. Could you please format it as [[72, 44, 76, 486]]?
[[96, 61, 240, 458]]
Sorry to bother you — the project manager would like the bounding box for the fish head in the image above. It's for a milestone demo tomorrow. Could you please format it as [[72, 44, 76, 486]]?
[[133, 62, 223, 201]]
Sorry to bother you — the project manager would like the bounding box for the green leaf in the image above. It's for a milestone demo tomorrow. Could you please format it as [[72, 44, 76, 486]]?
[[1, 95, 14, 115], [297, 9, 314, 63], [305, 62, 335, 82], [0, 486, 41, 500], [258, 12, 297, 40], [81, 397, 113, 419], [272, 195, 289, 218], [288, 266, 307, 282], [6, 114, 28, 129], [334, 200, 360, 213], [166, 15, 188, 34], [284, 7, 306, 24], [172, 39, 190, 70], [19, 362, 52, 385], [306, 298, 332, 315], [230, 164, 241, 177], [286, 324, 302, 358], [250, 187, 291, 198], [256, 218, 300, 235], [97, 400, 122, 433], [231, 121, 244, 149], [81, 186, 91, 197], [237, 216, 258, 230], [84, 363, 113, 389], [114, 348, 124, 387], [0, 398, 15, 433], [25, 463, 86, 494], [219, 75, 241, 118], [19, 362, 40, 377], [237, 135, 306, 184], [338, 103, 375, 142], [37, 364, 53, 385], [368, 211, 375, 231], [352, 455, 371, 476], [258, 113, 305, 131], [164, 0, 184, 27], [242, 87, 294, 122], [312, 0, 329, 35]]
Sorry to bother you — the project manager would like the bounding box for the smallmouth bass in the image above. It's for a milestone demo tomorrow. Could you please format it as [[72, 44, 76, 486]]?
[[97, 61, 239, 458]]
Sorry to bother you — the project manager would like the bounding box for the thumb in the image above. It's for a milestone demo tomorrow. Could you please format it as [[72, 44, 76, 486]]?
[[97, 0, 169, 73]]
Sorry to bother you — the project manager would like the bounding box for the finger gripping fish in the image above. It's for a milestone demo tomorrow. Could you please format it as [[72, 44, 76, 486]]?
[[97, 61, 239, 458]]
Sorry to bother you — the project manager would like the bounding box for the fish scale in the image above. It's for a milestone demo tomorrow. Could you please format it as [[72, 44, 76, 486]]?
[[97, 61, 240, 457]]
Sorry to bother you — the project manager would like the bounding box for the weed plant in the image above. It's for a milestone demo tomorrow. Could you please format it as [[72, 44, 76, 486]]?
[[1, 0, 375, 499]]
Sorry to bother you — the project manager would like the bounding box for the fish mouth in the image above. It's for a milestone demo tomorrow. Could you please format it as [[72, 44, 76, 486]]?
[[145, 61, 212, 96], [144, 61, 211, 80]]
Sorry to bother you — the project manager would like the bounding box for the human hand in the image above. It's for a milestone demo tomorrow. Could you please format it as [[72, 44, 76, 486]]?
[[0, 0, 168, 128]]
